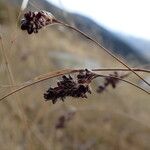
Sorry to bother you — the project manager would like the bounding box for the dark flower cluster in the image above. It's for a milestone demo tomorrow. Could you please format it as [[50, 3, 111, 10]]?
[[20, 11, 56, 34], [97, 72, 128, 93], [55, 108, 76, 129], [44, 69, 96, 104]]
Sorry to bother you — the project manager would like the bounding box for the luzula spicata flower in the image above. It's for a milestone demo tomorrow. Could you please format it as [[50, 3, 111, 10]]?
[[20, 10, 57, 34], [97, 72, 128, 93], [44, 69, 96, 104]]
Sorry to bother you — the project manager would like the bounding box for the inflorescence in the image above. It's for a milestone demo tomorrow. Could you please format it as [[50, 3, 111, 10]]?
[[44, 69, 128, 104], [20, 10, 57, 34], [44, 69, 96, 104], [97, 72, 128, 93]]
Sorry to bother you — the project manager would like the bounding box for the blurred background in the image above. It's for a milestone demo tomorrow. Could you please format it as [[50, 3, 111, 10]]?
[[0, 0, 150, 149]]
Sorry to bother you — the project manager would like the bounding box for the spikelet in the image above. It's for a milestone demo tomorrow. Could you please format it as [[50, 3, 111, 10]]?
[[20, 10, 57, 34], [44, 69, 95, 104]]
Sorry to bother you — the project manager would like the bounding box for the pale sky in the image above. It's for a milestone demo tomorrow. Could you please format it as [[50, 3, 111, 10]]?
[[48, 0, 150, 40]]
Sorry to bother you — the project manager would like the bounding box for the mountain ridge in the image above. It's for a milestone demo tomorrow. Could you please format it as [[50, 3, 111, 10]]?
[[115, 32, 150, 59]]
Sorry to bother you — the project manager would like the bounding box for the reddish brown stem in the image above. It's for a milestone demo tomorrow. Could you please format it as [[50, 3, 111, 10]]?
[[92, 68, 150, 73], [0, 69, 149, 101]]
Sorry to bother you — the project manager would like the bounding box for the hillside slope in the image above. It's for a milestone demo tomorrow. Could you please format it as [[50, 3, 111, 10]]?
[[3, 0, 149, 64]]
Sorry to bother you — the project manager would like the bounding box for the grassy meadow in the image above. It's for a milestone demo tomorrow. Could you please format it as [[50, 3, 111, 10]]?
[[0, 1, 150, 150]]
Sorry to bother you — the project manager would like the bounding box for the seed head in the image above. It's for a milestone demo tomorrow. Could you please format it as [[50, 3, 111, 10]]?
[[97, 72, 128, 93], [44, 69, 96, 104], [20, 11, 56, 34]]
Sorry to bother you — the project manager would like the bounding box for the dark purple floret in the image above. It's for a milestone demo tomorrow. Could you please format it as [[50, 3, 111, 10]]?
[[44, 69, 95, 104], [20, 11, 56, 34], [97, 71, 128, 93]]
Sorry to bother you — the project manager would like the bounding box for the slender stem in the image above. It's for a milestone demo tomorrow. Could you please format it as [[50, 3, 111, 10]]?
[[0, 36, 14, 83], [0, 68, 149, 101], [92, 68, 150, 73], [0, 33, 30, 128], [0, 69, 77, 101], [35, 68, 150, 80], [0, 68, 149, 89], [56, 20, 150, 87]]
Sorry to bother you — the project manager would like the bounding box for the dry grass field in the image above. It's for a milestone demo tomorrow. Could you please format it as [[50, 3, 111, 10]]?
[[0, 1, 150, 150]]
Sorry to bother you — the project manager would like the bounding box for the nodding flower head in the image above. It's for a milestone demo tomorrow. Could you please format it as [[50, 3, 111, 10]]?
[[97, 72, 128, 93], [20, 10, 57, 34], [44, 69, 96, 104]]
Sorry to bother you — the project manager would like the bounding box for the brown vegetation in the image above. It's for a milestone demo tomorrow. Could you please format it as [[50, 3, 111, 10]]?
[[0, 1, 150, 150]]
